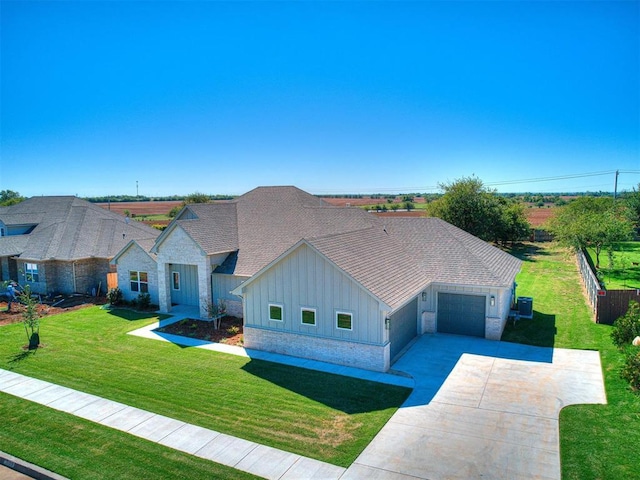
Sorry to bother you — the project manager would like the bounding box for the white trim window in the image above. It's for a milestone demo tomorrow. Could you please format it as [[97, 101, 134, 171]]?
[[336, 311, 353, 331], [130, 271, 149, 293], [172, 271, 180, 290], [269, 303, 283, 322], [25, 263, 39, 282], [301, 307, 316, 326]]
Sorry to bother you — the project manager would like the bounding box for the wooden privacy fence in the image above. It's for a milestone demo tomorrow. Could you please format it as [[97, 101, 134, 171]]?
[[576, 249, 640, 324], [106, 272, 118, 292]]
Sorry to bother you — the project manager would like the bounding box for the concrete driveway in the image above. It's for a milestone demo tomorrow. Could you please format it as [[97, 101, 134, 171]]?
[[344, 334, 607, 480]]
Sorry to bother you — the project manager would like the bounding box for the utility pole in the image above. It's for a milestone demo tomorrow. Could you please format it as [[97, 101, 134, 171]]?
[[614, 170, 619, 202], [136, 180, 139, 198]]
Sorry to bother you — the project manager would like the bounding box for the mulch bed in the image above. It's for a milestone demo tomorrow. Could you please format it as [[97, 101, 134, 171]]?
[[0, 296, 106, 326], [155, 316, 244, 346]]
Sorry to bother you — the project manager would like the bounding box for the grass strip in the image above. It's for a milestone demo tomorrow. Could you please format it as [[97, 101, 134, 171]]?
[[502, 243, 640, 480], [0, 392, 259, 480]]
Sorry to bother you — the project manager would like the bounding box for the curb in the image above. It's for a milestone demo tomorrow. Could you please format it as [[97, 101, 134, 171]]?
[[0, 451, 68, 480]]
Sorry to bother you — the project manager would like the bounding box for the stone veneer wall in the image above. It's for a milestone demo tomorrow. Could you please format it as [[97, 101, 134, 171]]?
[[244, 326, 390, 372]]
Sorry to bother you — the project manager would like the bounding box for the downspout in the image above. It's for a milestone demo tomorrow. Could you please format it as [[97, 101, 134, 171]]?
[[72, 261, 77, 293]]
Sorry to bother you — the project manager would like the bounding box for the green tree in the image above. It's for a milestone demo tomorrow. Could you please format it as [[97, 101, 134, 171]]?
[[622, 183, 640, 231], [547, 196, 634, 268], [184, 192, 211, 204], [429, 176, 529, 244], [19, 285, 41, 349], [494, 199, 531, 245], [0, 190, 25, 206]]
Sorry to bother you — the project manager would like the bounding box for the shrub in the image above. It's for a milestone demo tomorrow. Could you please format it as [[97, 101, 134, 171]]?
[[621, 347, 640, 393], [106, 287, 123, 306], [611, 301, 640, 349], [135, 292, 151, 310]]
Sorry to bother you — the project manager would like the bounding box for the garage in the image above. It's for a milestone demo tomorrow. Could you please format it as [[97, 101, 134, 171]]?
[[437, 293, 486, 337], [389, 297, 418, 361]]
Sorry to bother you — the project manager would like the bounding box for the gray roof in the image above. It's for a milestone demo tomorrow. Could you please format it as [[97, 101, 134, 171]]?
[[0, 196, 160, 261], [383, 217, 523, 289], [308, 226, 432, 309], [164, 186, 521, 310]]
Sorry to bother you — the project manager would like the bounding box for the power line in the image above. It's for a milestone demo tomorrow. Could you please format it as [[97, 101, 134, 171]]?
[[315, 170, 640, 194]]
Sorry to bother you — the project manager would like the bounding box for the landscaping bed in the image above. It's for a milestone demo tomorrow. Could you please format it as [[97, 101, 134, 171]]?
[[155, 316, 243, 345], [0, 295, 105, 326]]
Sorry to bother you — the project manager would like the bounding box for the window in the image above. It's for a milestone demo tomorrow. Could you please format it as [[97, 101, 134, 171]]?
[[172, 271, 180, 290], [301, 308, 316, 326], [130, 271, 149, 293], [269, 303, 283, 321], [25, 263, 39, 282], [336, 311, 353, 331]]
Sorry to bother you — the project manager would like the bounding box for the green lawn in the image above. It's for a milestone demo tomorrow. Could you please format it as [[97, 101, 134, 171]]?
[[0, 393, 259, 480], [0, 307, 410, 476], [586, 241, 640, 289], [502, 243, 640, 480]]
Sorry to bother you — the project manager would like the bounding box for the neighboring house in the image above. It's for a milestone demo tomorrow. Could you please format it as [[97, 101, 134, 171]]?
[[0, 196, 159, 296], [114, 186, 522, 372]]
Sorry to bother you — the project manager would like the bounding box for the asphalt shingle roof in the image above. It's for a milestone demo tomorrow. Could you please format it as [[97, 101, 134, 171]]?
[[0, 196, 160, 261], [165, 186, 522, 310]]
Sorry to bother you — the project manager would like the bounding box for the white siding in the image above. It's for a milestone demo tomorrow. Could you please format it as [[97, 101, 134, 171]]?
[[156, 226, 211, 317], [242, 243, 385, 345]]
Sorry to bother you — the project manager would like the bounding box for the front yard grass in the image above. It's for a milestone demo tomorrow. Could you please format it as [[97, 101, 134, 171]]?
[[0, 307, 410, 476], [502, 242, 640, 480], [0, 393, 259, 480]]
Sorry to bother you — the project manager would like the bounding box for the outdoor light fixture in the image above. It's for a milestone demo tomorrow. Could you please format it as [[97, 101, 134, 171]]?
[[490, 295, 495, 306], [421, 291, 427, 301], [385, 317, 390, 330]]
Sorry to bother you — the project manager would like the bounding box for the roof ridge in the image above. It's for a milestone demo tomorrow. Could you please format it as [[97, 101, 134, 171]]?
[[439, 220, 511, 284]]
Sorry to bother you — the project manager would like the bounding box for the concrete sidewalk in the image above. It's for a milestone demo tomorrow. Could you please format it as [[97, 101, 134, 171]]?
[[0, 369, 345, 480]]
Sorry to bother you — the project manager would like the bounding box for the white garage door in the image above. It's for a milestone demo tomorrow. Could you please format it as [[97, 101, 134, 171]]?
[[437, 293, 486, 337]]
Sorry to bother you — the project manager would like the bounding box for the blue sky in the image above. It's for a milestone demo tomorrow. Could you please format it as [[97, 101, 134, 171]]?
[[1, 1, 638, 197]]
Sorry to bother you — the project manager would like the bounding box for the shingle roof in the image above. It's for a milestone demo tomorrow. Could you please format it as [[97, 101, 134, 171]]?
[[308, 226, 432, 309], [383, 217, 522, 288], [0, 196, 160, 261], [160, 186, 522, 310]]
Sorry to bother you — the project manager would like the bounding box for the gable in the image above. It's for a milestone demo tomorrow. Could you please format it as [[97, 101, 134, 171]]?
[[237, 241, 386, 344]]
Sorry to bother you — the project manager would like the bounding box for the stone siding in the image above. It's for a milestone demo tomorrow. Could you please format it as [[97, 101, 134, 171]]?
[[156, 227, 211, 317], [115, 245, 159, 305], [244, 326, 390, 372]]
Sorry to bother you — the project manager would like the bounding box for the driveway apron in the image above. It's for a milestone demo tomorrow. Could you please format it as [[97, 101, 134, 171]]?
[[345, 334, 607, 480]]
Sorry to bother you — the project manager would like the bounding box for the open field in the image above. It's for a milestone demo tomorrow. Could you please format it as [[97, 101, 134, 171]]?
[[502, 242, 640, 479], [525, 206, 556, 227], [97, 198, 557, 228]]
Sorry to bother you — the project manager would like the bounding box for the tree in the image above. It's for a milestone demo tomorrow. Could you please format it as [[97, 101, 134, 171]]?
[[0, 190, 25, 206], [494, 200, 531, 246], [546, 196, 634, 268], [19, 285, 41, 349], [184, 192, 211, 204], [428, 176, 529, 243], [622, 183, 640, 232]]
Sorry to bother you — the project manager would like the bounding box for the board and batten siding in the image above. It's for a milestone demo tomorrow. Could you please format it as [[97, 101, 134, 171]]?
[[243, 243, 385, 345]]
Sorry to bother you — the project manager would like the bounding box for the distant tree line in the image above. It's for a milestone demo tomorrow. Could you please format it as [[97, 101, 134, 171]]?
[[83, 194, 236, 203]]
